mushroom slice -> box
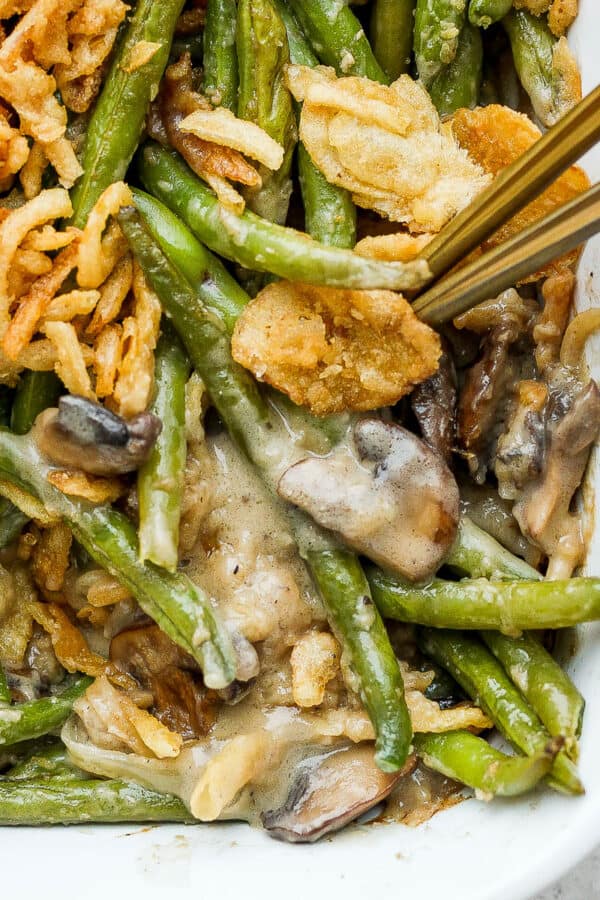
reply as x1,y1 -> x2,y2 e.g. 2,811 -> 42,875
262,744 -> 415,843
33,395 -> 161,476
278,418 -> 459,582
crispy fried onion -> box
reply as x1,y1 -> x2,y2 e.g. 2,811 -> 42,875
31,601 -> 136,689
54,0 -> 128,112
46,469 -> 124,503
156,53 -> 263,214
0,183 -> 158,416
514,0 -> 578,36
317,699 -> 492,740
0,103 -> 29,189
73,675 -> 183,759
232,280 -> 441,416
451,105 -> 589,282
30,521 -> 72,593
286,65 -> 490,232
290,631 -> 341,709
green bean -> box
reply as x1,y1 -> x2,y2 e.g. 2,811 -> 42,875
418,629 -> 583,794
414,730 -> 559,797
0,777 -> 194,825
0,665 -> 10,705
70,0 -> 185,227
237,0 -> 297,225
503,8 -> 573,127
428,21 -> 483,116
447,516 -> 542,581
137,323 -> 190,572
297,143 -> 357,249
371,0 -> 416,81
0,430 -> 237,690
119,206 -> 412,773
203,0 -> 238,110
468,0 -> 512,28
287,0 -> 388,82
5,741 -> 88,781
368,568 -> 600,632
272,1 -> 357,247
137,143 -> 429,291
481,631 -> 584,758
0,677 -> 91,748
414,0 -> 468,86
0,501 -> 28,550
10,371 -> 62,435
306,549 -> 412,772
0,386 -> 12,428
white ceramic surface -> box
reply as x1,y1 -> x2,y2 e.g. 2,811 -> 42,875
2,6 -> 600,899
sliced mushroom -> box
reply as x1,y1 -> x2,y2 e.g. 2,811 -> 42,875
278,418 -> 459,582
33,395 -> 161,476
110,625 -> 216,740
514,380 -> 600,577
262,744 -> 416,843
495,380 -> 548,501
410,344 -> 457,463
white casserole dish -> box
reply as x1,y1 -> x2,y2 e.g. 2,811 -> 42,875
2,4 -> 600,898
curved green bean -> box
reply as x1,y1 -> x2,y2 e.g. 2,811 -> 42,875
287,0 -> 388,82
371,0 -> 416,81
137,323 -> 190,572
447,516 -> 542,581
5,741 -> 88,781
119,205 -> 413,773
481,631 -> 584,758
10,371 -> 62,435
137,143 -> 429,291
70,0 -> 185,227
414,730 -> 559,797
203,0 -> 239,110
418,629 -> 583,794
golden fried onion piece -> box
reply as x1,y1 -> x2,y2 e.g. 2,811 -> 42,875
232,280 -> 441,416
450,105 -> 590,281
286,65 -> 490,233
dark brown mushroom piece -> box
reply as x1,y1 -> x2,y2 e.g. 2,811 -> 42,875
278,418 -> 460,582
458,478 -> 541,567
410,343 -> 457,463
110,625 -> 216,739
455,290 -> 537,482
494,379 -> 548,501
262,745 -> 416,843
514,380 -> 600,578
33,395 -> 161,476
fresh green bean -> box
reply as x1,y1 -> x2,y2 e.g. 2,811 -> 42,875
0,429 -> 237,690
10,371 -> 62,435
481,631 -> 584,757
272,1 -> 357,247
0,777 -> 194,825
137,143 -> 429,291
447,516 -> 542,581
203,0 -> 238,110
503,8 -> 573,127
428,21 -> 483,116
5,741 -> 88,781
287,0 -> 388,82
368,568 -> 600,632
414,0 -> 468,86
297,144 -> 357,248
306,549 -> 412,772
137,323 -> 190,572
237,0 -> 297,224
119,206 -> 412,773
0,666 -> 10,705
417,629 -> 583,794
0,677 -> 91,748
70,0 -> 185,227
371,0 -> 416,80
414,730 -> 559,797
468,0 -> 512,28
